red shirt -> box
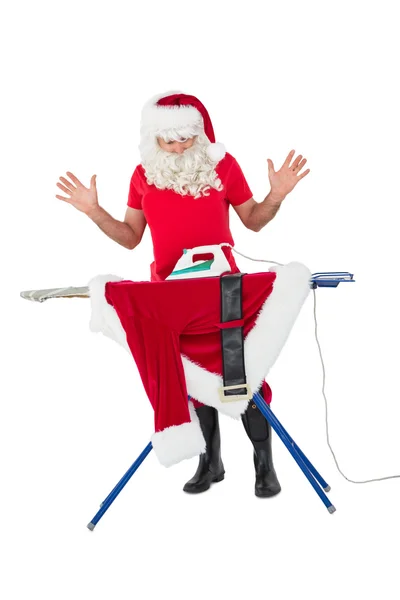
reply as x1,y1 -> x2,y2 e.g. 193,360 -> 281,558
127,152 -> 253,281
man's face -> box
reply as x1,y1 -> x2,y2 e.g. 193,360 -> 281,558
157,136 -> 195,155
143,132 -> 222,197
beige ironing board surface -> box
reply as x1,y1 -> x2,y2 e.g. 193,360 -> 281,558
20,286 -> 90,302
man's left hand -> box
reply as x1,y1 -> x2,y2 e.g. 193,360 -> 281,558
267,149 -> 310,202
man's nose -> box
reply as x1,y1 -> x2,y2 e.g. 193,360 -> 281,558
175,144 -> 185,154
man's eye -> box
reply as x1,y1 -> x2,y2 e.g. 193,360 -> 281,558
166,138 -> 187,144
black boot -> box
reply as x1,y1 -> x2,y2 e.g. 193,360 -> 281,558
241,401 -> 281,498
183,405 -> 225,494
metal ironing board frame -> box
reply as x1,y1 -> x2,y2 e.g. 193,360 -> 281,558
87,389 -> 335,531
20,271 -> 355,529
85,273 -> 355,530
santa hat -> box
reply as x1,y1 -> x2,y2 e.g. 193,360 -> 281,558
139,90 -> 226,163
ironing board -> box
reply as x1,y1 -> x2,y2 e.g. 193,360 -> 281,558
20,271 -> 355,529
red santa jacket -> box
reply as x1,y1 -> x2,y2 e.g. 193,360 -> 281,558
88,263 -> 311,467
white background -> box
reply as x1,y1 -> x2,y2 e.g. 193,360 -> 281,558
2,1 -> 399,598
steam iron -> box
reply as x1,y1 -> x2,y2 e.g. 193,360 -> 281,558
166,244 -> 232,280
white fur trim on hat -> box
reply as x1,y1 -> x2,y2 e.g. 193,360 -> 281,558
141,91 -> 203,136
139,91 -> 227,165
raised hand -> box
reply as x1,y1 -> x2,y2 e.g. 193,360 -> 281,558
55,172 -> 99,215
267,150 -> 310,201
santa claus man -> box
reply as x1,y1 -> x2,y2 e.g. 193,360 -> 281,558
55,91 -> 310,498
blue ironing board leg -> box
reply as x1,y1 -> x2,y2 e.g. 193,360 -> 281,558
99,443 -> 153,508
253,392 -> 336,514
251,394 -> 330,491
263,409 -> 330,491
87,442 -> 153,531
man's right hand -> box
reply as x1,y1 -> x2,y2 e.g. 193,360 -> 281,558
55,172 -> 99,216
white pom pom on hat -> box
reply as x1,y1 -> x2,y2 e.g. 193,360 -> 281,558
140,91 -> 226,163
206,141 -> 226,162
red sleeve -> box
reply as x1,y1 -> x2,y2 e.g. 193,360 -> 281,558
127,165 -> 144,209
225,155 -> 253,206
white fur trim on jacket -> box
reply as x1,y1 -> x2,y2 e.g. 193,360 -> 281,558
88,262 -> 311,421
181,262 -> 311,418
88,274 -> 130,351
151,402 -> 206,467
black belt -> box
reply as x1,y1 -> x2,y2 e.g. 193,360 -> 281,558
219,274 -> 252,402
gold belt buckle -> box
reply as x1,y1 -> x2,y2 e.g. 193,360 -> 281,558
219,383 -> 252,403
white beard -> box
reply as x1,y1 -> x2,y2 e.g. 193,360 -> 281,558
142,133 -> 224,199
